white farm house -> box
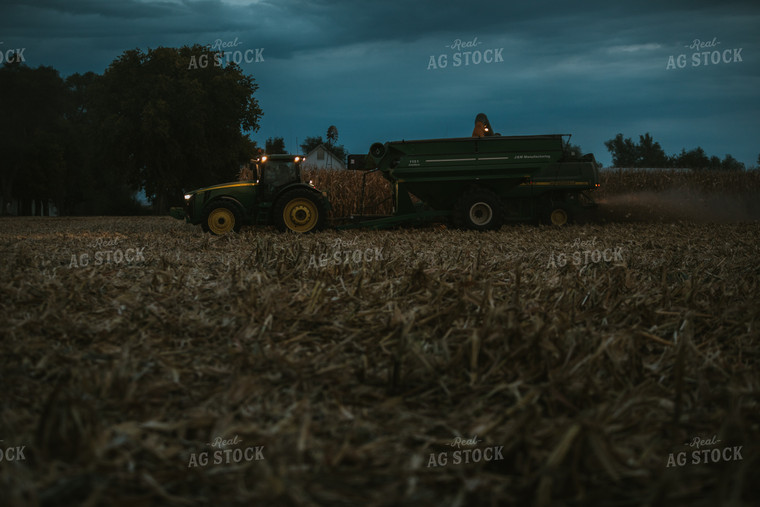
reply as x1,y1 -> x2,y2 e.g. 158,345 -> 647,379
303,144 -> 346,170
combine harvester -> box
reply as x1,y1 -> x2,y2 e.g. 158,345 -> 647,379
341,113 -> 600,230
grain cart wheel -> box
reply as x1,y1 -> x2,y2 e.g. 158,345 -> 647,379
201,200 -> 242,235
547,206 -> 571,226
455,189 -> 504,231
274,189 -> 326,233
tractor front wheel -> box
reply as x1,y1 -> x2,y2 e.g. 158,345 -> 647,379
201,200 -> 243,235
274,189 -> 326,233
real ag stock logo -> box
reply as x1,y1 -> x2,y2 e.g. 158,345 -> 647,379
188,37 -> 264,69
187,434 -> 265,468
426,435 -> 504,468
68,237 -> 146,268
427,37 -> 504,70
665,434 -> 743,468
307,237 -> 384,270
666,37 -> 743,70
546,237 -> 624,269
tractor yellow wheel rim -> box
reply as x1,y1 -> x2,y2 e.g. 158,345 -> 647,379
550,208 -> 568,226
208,208 -> 235,234
283,198 -> 318,232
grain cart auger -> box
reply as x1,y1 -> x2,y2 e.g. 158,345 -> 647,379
169,154 -> 330,234
339,119 -> 599,230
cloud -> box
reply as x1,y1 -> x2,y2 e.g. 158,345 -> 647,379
607,43 -> 663,53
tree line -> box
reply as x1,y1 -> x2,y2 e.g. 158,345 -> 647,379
604,133 -> 754,171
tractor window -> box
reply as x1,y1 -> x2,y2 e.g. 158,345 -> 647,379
260,162 -> 298,187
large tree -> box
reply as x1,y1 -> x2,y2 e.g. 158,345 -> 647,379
604,132 -> 668,168
300,136 -> 324,155
604,133 -> 638,167
59,71 -> 146,215
719,154 -> 744,171
0,58 -> 68,215
562,138 -> 583,157
265,137 -> 286,154
670,147 -> 710,170
636,133 -> 669,167
96,45 -> 262,212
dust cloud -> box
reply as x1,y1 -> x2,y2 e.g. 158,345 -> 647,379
592,189 -> 760,223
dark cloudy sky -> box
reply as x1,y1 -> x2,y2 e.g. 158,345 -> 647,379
2,0 -> 758,167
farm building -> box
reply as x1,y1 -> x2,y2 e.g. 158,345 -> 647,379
303,144 -> 346,170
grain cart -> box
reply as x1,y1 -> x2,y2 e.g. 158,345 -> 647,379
342,130 -> 599,230
169,154 -> 330,234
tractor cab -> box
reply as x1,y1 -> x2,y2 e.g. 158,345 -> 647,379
255,155 -> 304,190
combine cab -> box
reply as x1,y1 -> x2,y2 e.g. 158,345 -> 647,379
170,154 -> 330,234
342,115 -> 600,230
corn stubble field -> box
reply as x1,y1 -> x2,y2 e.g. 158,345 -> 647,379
1,170 -> 759,506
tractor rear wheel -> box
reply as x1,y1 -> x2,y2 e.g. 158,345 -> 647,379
454,189 -> 504,231
274,189 -> 326,233
201,200 -> 242,235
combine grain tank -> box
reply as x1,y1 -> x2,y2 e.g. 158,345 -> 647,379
343,128 -> 599,230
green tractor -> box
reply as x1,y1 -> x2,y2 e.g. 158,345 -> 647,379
170,154 -> 330,234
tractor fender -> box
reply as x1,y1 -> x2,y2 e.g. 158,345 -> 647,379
204,195 -> 244,208
274,183 -> 331,211
275,182 -> 323,197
